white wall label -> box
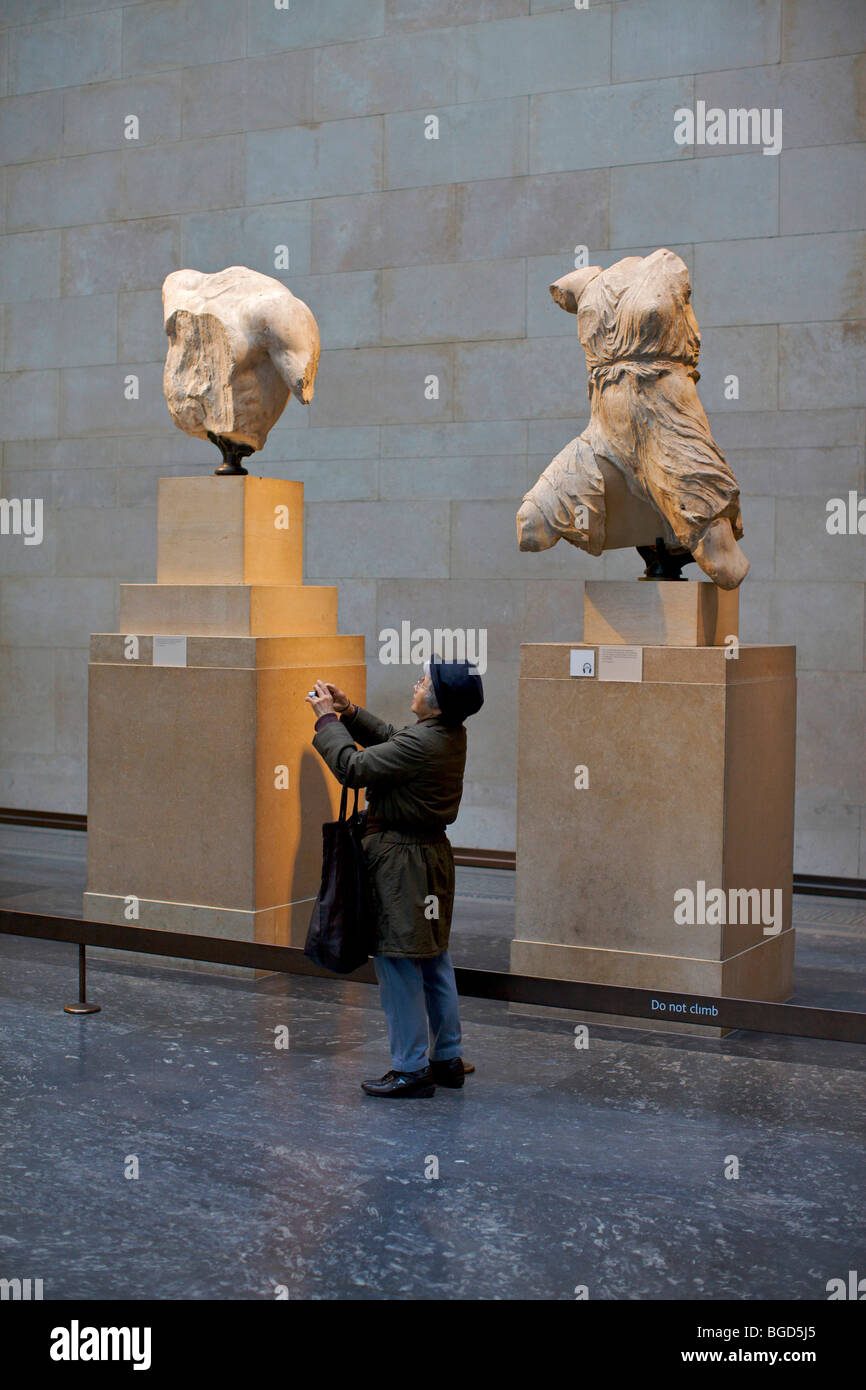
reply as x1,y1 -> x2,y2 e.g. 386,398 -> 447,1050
153,635 -> 187,667
569,648 -> 596,677
598,645 -> 642,682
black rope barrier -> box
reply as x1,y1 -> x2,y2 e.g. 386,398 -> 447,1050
1,907 -> 865,1045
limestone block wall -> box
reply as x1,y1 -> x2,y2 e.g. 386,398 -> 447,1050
0,0 -> 863,869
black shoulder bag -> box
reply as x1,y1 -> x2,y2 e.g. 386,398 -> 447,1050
304,784 -> 373,974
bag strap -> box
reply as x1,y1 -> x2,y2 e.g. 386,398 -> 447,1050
338,784 -> 361,822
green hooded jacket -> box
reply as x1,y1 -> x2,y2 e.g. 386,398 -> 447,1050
312,705 -> 466,957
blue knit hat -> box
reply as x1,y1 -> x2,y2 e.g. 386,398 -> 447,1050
425,656 -> 484,724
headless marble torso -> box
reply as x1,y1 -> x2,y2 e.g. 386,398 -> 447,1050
162,266 -> 321,456
517,249 -> 749,589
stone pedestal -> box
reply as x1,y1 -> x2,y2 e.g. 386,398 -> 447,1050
84,476 -> 365,954
584,579 -> 739,647
511,626 -> 796,1036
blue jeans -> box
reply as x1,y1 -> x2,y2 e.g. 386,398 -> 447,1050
372,951 -> 462,1074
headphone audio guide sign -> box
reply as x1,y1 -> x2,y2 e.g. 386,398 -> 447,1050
570,648 -> 596,677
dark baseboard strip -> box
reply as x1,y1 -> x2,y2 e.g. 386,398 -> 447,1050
3,811 -> 864,900
453,846 -> 866,899
793,874 -> 866,900
1,907 -> 864,1045
0,808 -> 87,831
454,847 -> 516,870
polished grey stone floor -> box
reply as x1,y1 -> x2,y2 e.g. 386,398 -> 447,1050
0,825 -> 864,1300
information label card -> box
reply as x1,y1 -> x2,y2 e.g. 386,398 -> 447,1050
597,645 -> 643,683
152,635 -> 188,667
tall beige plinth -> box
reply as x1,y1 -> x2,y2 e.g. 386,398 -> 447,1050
511,625 -> 796,1036
84,476 -> 365,953
584,579 -> 739,647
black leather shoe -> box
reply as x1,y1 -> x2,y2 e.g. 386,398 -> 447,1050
361,1067 -> 435,1098
431,1058 -> 471,1088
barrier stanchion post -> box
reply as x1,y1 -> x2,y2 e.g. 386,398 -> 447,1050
64,943 -> 101,1015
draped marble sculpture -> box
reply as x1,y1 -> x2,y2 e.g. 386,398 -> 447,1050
162,266 -> 321,475
517,249 -> 749,589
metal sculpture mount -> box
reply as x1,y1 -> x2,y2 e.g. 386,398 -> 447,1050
517,249 -> 749,590
637,538 -> 695,581
162,266 -> 321,476
205,432 -> 255,477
